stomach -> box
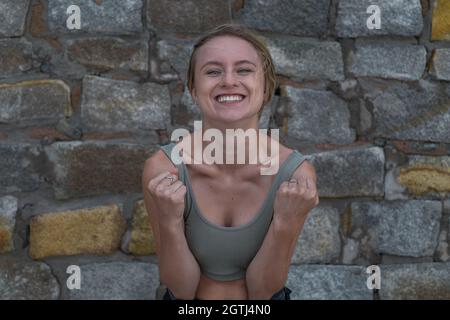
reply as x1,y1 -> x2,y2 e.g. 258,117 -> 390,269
195,273 -> 248,300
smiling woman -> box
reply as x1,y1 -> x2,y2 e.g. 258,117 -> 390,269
142,24 -> 319,300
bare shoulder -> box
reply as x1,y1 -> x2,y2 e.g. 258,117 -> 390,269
142,147 -> 177,185
282,144 -> 317,184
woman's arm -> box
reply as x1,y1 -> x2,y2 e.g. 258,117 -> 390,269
245,160 -> 319,299
142,151 -> 201,300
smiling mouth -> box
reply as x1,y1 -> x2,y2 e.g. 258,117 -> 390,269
214,94 -> 246,105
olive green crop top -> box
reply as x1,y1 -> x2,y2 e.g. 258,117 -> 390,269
159,142 -> 307,281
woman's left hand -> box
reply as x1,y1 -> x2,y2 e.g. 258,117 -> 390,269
273,175 -> 319,229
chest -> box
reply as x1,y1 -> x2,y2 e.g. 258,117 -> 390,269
187,170 -> 275,228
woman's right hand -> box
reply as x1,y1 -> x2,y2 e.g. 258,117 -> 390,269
146,168 -> 187,227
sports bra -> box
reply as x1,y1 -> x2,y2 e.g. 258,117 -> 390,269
158,142 -> 307,281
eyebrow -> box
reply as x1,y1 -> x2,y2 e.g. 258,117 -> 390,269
200,60 -> 257,70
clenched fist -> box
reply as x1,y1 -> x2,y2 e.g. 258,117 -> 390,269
147,168 -> 187,227
273,175 -> 319,228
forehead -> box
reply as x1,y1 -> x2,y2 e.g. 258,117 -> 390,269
195,35 -> 261,66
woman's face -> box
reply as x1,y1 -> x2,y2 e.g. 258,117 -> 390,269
191,35 -> 266,124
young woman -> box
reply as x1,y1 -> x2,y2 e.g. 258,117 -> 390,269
142,24 -> 319,300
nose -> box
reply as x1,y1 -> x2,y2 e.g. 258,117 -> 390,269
220,70 -> 239,87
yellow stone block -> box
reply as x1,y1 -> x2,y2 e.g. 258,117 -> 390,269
432,0 -> 450,41
0,227 -> 13,253
398,158 -> 450,195
29,204 -> 126,259
128,200 -> 156,256
0,79 -> 72,117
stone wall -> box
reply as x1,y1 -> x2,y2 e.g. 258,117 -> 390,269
0,0 -> 449,300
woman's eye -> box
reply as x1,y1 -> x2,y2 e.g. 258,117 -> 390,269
206,70 -> 221,75
238,69 -> 252,74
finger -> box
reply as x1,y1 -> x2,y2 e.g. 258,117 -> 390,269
278,181 -> 291,193
166,180 -> 184,193
161,174 -> 178,188
172,184 -> 187,200
148,171 -> 172,189
287,179 -> 299,191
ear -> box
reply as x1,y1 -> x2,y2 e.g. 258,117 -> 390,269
191,87 -> 198,101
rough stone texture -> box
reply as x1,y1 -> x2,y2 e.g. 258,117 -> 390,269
430,49 -> 450,81
157,38 -> 194,83
436,230 -> 449,262
0,196 -> 18,253
47,0 -> 143,35
396,155 -> 450,197
67,262 -> 159,300
0,260 -> 59,299
285,86 -> 354,144
380,263 -> 450,299
342,238 -> 359,264
0,80 -> 72,125
348,42 -> 427,80
45,141 -> 155,200
81,76 -> 170,131
67,38 -> 148,72
128,200 -> 156,256
287,265 -> 372,300
431,0 -> 450,41
351,201 -> 441,257
336,0 -> 423,37
235,0 -> 330,37
29,204 -> 126,259
266,37 -> 344,81
0,143 -> 42,193
0,0 -> 29,37
361,80 -> 450,143
0,38 -> 32,77
308,147 -> 385,198
292,206 -> 341,264
147,0 -> 230,33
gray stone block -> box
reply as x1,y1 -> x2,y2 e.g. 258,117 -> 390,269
0,143 -> 42,193
266,37 -> 344,81
0,79 -> 72,125
48,0 -> 143,34
157,39 -> 194,83
362,80 -> 450,143
235,0 -> 330,37
45,141 -> 156,200
81,76 -> 171,131
380,263 -> 450,299
309,146 -> 385,198
292,206 -> 341,264
147,0 -> 230,33
66,37 -> 148,72
0,260 -> 60,299
0,0 -> 29,37
287,265 -> 372,299
351,200 -> 442,257
348,42 -> 426,80
285,86 -> 355,144
67,262 -> 159,300
0,38 -> 32,77
336,0 -> 423,37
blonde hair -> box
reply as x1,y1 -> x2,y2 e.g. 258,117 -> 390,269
186,24 -> 277,119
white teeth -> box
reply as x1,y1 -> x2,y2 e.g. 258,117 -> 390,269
217,95 -> 244,103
